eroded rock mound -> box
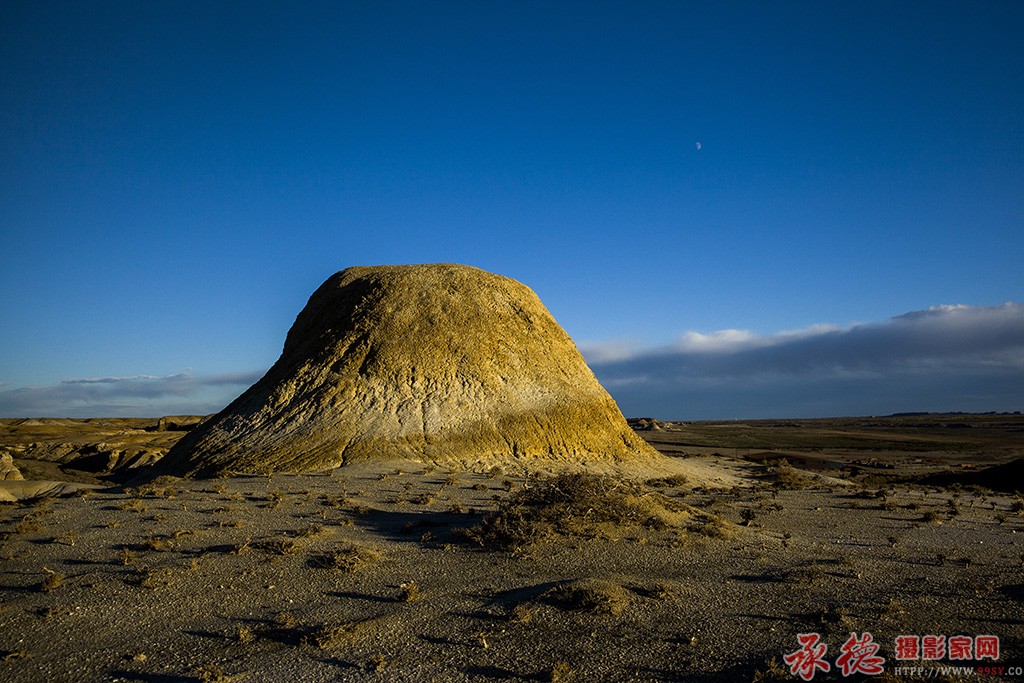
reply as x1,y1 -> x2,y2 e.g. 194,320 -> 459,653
1,452 -> 24,480
162,264 -> 660,475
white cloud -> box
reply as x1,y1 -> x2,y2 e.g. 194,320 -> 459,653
577,339 -> 640,363
675,329 -> 761,353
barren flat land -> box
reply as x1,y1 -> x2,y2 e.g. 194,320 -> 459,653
1,414 -> 1023,682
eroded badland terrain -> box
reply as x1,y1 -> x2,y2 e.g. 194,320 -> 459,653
1,414 -> 1023,682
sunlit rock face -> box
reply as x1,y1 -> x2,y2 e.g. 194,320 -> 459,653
161,264 -> 658,476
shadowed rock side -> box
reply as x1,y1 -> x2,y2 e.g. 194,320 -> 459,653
161,264 -> 660,476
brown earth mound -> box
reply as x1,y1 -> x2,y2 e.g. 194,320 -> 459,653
160,264 -> 660,476
920,456 -> 1024,493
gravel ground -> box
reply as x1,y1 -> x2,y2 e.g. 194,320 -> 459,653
1,458 -> 1022,682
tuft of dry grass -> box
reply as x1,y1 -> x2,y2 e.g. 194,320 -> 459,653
462,472 -> 692,551
542,578 -> 631,616
294,524 -> 327,539
407,493 -> 434,505
134,566 -> 174,590
52,532 -> 77,547
922,511 -> 944,524
193,663 -> 239,683
258,537 -> 301,556
37,567 -> 63,593
132,477 -> 180,499
142,535 -> 175,551
694,515 -> 736,540
265,491 -> 284,509
769,461 -> 816,489
13,513 -> 47,535
398,580 -> 421,603
229,538 -> 252,555
235,625 -> 255,644
274,611 -> 297,629
366,653 -> 388,672
309,544 -> 382,572
646,474 -> 689,488
508,603 -> 535,623
302,621 -> 365,649
547,660 -> 575,682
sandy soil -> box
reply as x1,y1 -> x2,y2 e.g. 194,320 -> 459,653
1,418 -> 1023,682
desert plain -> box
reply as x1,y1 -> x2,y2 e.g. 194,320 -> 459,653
1,413 -> 1022,682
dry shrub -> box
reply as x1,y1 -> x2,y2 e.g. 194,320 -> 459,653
235,625 -> 255,644
366,653 -> 388,671
258,537 -> 301,555
398,580 -> 421,602
646,474 -> 689,488
13,513 -> 47,535
37,567 -> 63,593
132,476 -> 181,498
295,524 -> 327,539
309,544 -> 382,572
274,611 -> 297,629
142,535 -> 175,551
193,663 -> 237,683
302,620 -> 365,649
508,603 -> 534,623
462,472 -> 691,551
547,661 -> 575,682
543,578 -> 632,616
695,515 -> 736,540
229,538 -> 251,555
769,460 -> 816,489
118,499 -> 147,512
1010,496 -> 1024,514
132,566 -> 173,590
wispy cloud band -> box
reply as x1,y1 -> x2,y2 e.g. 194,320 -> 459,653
584,302 -> 1024,418
0,371 -> 263,418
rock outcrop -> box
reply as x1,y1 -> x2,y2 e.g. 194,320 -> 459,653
161,264 -> 660,475
1,452 -> 24,480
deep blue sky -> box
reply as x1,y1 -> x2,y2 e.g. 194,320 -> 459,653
2,1 -> 1022,418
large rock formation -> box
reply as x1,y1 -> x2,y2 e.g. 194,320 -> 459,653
162,264 -> 660,475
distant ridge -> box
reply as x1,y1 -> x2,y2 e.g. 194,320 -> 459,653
889,411 -> 1021,417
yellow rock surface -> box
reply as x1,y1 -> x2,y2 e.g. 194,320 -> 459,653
162,264 -> 660,475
